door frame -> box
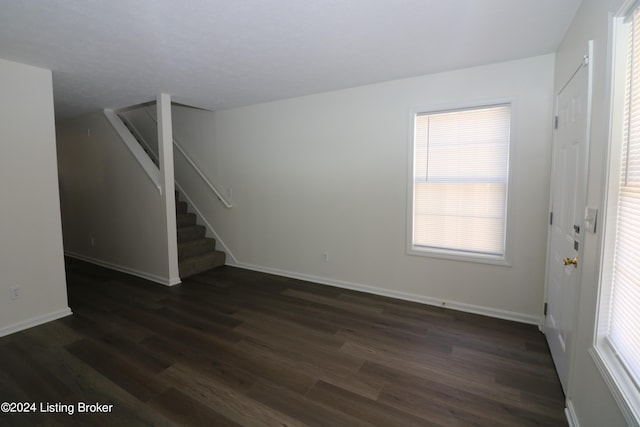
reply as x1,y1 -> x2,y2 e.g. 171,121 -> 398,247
542,40 -> 594,398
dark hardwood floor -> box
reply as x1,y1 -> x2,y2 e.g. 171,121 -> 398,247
0,259 -> 567,426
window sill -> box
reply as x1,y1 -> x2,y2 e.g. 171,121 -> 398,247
590,344 -> 640,426
408,245 -> 511,267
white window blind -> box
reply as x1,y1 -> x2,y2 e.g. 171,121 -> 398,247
412,104 -> 511,257
607,4 -> 640,389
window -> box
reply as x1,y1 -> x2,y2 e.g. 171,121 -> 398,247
409,103 -> 512,264
594,3 -> 640,424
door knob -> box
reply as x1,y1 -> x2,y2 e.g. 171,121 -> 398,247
563,256 -> 578,267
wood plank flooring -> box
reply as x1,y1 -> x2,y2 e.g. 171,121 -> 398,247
0,259 -> 567,426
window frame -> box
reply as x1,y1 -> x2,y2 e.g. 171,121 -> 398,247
592,3 -> 640,425
406,99 -> 516,266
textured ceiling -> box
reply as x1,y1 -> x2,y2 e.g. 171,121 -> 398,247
0,0 -> 582,119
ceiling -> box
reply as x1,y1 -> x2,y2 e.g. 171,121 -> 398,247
0,0 -> 582,119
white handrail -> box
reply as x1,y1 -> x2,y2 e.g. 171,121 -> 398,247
173,140 -> 232,208
104,109 -> 162,193
144,108 -> 232,208
118,113 -> 159,165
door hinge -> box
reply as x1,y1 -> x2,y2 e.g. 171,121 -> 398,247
544,302 -> 548,316
554,116 -> 559,129
549,212 -> 553,225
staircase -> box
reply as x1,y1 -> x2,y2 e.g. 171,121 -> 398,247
118,113 -> 227,278
176,193 -> 226,278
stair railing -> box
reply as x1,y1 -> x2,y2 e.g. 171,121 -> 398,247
103,109 -> 162,193
118,113 -> 159,166
144,108 -> 232,209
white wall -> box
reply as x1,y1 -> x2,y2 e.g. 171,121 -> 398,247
554,0 -> 630,425
56,111 -> 174,285
171,54 -> 555,322
0,58 -> 71,336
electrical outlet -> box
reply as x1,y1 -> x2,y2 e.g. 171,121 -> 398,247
322,252 -> 329,262
9,287 -> 20,300
90,236 -> 95,247
225,188 -> 232,199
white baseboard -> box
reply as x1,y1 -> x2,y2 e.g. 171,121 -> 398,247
66,251 -> 537,324
170,187 -> 537,324
565,399 -> 580,427
235,262 -> 540,325
65,251 -> 181,286
0,307 -> 73,337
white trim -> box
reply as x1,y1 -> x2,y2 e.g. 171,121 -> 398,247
174,181 -> 239,265
407,246 -> 511,266
156,94 -> 181,286
542,41 -> 594,397
116,105 -> 237,269
118,113 -> 159,164
594,4 -> 629,345
65,251 -> 181,286
173,138 -> 232,208
406,98 -> 517,267
144,107 -> 232,208
569,40 -> 595,399
565,399 -> 581,427
592,8 -> 640,426
0,307 -> 73,338
622,0 -> 640,19
103,109 -> 162,193
591,346 -> 640,426
234,262 -> 539,325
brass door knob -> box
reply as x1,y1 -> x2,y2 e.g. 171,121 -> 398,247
563,256 -> 578,267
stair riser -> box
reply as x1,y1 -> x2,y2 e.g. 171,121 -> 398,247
176,201 -> 188,214
177,226 -> 205,242
179,251 -> 226,278
176,213 -> 197,227
178,239 -> 216,260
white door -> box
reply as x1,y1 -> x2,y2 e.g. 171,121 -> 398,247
544,46 -> 592,395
